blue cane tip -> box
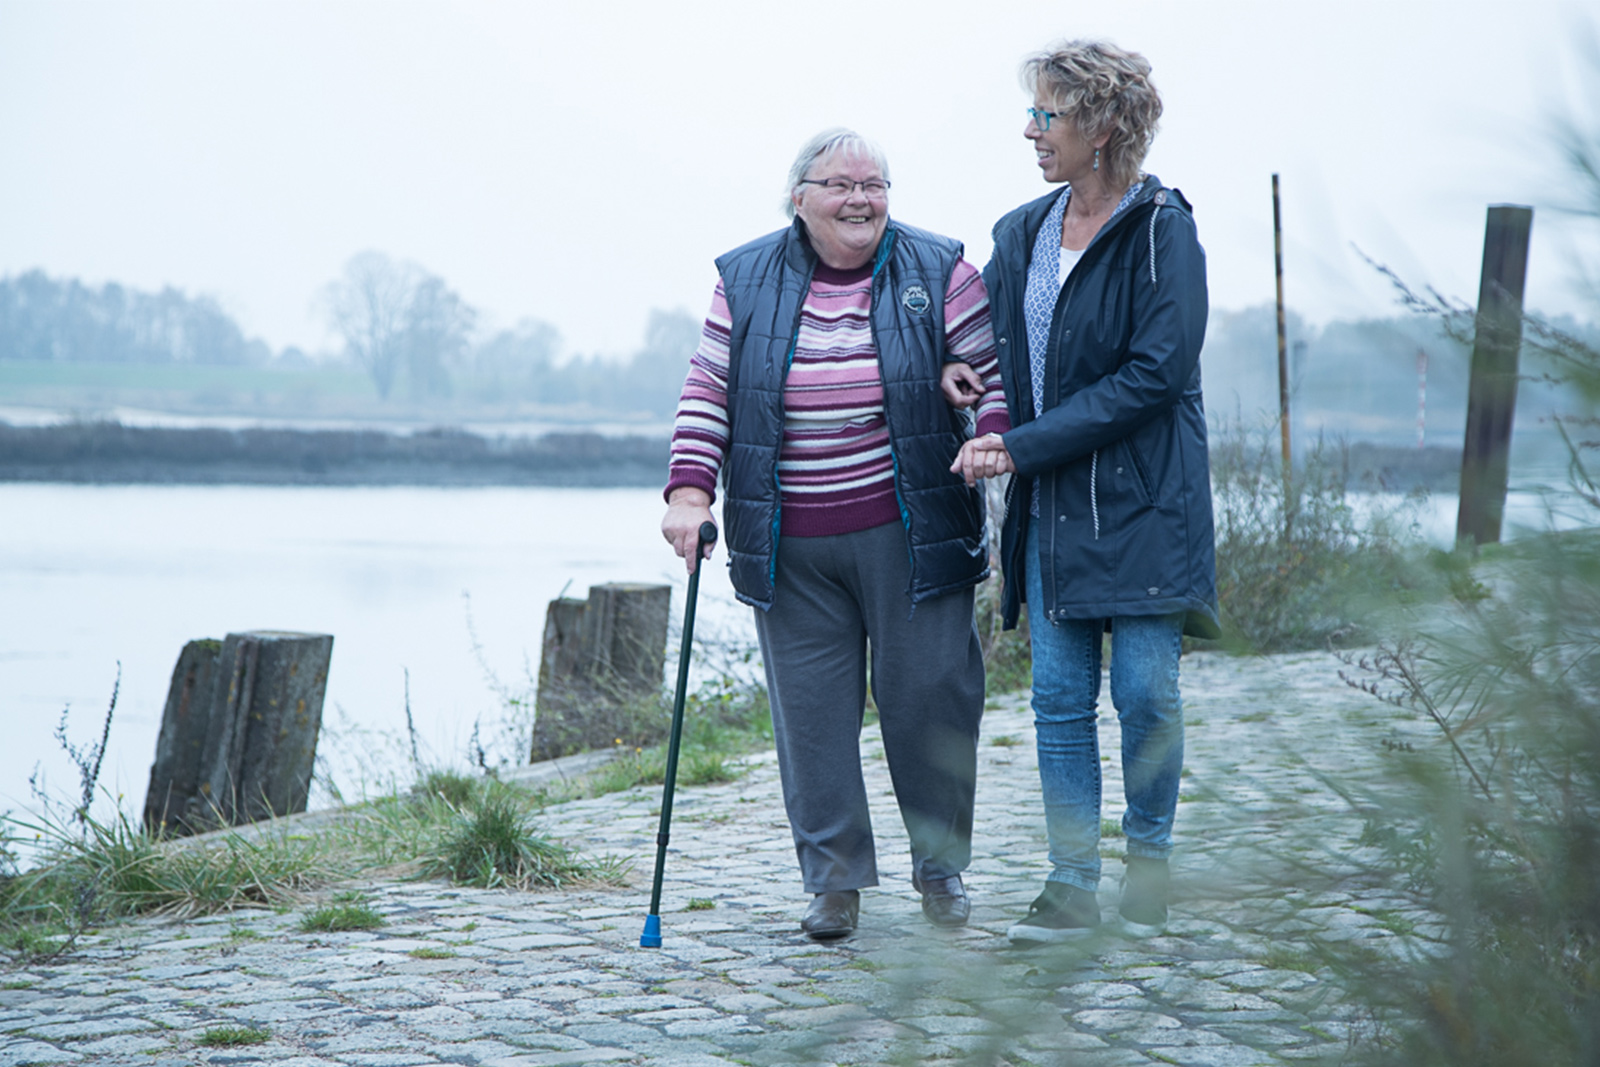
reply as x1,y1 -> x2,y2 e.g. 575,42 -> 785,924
640,914 -> 662,948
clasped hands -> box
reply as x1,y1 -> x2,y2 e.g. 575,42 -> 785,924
940,361 -> 1014,487
950,433 -> 1013,487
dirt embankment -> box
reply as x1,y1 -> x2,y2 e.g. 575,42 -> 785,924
0,421 -> 669,487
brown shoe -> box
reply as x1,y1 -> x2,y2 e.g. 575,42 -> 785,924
801,891 -> 860,940
912,872 -> 971,928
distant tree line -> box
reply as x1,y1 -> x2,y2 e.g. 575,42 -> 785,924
10,260 -> 1596,436
319,251 -> 701,414
0,259 -> 704,418
0,270 -> 271,366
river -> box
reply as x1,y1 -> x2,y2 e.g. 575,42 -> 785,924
1,480 -> 1585,838
0,484 -> 752,830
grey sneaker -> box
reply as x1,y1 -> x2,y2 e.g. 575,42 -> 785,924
1118,856 -> 1169,936
1006,882 -> 1101,943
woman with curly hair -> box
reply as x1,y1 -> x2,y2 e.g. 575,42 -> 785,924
949,40 -> 1219,942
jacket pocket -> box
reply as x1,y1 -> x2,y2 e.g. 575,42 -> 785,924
1122,439 -> 1157,508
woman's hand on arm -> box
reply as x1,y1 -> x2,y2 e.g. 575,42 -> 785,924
940,361 -> 985,409
662,488 -> 716,575
950,433 -> 1015,487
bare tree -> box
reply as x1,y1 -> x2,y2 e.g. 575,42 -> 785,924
402,276 -> 476,400
321,251 -> 419,399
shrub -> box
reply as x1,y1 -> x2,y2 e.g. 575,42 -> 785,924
1209,425 -> 1419,652
1333,527 -> 1600,1064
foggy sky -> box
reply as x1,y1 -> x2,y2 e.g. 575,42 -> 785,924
1,0 -> 1596,362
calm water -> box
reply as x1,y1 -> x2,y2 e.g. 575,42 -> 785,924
0,484 -> 750,826
1,480 -> 1585,832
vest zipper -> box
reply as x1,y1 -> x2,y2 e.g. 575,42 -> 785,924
769,265 -> 814,595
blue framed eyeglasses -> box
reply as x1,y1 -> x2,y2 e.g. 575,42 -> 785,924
1027,107 -> 1069,132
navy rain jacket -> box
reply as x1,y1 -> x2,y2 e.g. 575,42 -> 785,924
984,175 -> 1220,638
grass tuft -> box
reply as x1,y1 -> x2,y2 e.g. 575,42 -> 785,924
420,792 -> 623,891
197,1026 -> 271,1047
297,894 -> 386,933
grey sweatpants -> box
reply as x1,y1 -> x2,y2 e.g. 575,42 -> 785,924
753,521 -> 986,894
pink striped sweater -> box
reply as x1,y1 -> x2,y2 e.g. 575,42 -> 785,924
666,258 -> 1010,538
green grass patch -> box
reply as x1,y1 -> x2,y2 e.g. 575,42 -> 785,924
298,895 -> 386,933
419,792 -> 624,891
685,898 -> 716,911
196,1026 -> 271,1047
408,946 -> 457,959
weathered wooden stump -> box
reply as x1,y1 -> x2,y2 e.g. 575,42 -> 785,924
143,630 -> 333,836
533,583 -> 671,761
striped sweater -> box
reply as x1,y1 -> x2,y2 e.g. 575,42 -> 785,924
666,258 -> 1010,537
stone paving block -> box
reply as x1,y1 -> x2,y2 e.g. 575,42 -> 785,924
1203,1022 -> 1321,1050
478,935 -> 591,951
1071,1007 -> 1185,1035
21,1018 -> 160,1041
1144,1045 -> 1286,1066
559,1021 -> 668,1046
68,1032 -> 173,1057
479,1048 -> 634,1066
0,1042 -> 83,1065
570,994 -> 699,1014
708,992 -> 782,1013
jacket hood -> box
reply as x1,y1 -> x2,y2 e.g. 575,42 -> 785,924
991,174 -> 1190,266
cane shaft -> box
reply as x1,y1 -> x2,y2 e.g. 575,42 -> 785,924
645,523 -> 714,920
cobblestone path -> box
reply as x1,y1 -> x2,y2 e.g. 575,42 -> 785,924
1,651 -> 1432,1066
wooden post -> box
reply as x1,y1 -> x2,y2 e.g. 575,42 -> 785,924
1273,174 -> 1291,479
533,583 -> 671,761
143,630 -> 333,835
1457,204 -> 1534,547
143,639 -> 224,833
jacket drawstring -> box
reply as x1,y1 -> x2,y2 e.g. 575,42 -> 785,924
1089,449 -> 1101,540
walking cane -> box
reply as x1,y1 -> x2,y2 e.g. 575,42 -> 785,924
640,520 -> 718,948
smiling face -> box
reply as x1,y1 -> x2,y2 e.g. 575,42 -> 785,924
1025,94 -> 1107,186
791,148 -> 889,271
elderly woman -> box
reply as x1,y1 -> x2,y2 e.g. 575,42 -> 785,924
663,128 -> 1008,940
950,41 -> 1218,942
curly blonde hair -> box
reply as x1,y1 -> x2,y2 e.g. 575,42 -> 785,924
1022,40 -> 1162,191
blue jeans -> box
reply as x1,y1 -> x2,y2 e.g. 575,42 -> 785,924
1025,523 -> 1185,891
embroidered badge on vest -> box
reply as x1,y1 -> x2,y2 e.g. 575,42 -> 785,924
900,284 -> 931,314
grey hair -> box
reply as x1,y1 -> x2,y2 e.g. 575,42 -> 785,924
783,128 -> 891,219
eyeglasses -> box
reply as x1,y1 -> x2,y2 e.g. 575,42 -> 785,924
798,177 -> 891,199
1027,107 -> 1069,132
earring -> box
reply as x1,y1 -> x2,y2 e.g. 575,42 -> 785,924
1093,147 -> 1100,172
